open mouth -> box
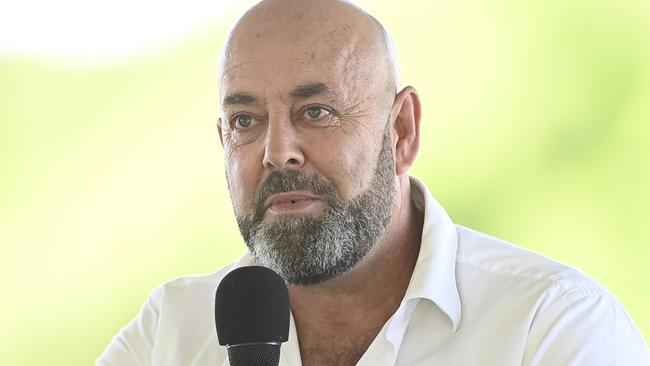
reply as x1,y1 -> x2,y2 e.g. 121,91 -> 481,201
264,192 -> 324,215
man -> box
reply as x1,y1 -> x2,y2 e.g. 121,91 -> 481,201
98,0 -> 648,365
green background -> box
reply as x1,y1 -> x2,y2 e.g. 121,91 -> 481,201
1,0 -> 648,364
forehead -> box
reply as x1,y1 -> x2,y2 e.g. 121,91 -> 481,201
224,35 -> 359,96
220,8 -> 381,101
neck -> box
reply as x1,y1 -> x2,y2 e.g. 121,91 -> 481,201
287,175 -> 423,343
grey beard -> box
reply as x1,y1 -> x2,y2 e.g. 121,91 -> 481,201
235,127 -> 395,285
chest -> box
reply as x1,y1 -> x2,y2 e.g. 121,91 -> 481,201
296,325 -> 380,366
299,336 -> 375,366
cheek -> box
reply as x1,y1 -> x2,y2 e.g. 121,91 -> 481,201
225,148 -> 261,215
316,134 -> 375,199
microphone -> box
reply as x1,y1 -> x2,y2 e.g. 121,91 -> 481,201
215,266 -> 290,366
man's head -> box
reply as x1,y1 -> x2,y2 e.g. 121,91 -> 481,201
218,0 -> 421,285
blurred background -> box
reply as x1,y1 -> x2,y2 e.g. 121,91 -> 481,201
1,0 -> 648,364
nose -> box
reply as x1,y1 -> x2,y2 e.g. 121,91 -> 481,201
262,113 -> 305,170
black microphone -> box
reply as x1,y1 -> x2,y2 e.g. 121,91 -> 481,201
215,266 -> 290,366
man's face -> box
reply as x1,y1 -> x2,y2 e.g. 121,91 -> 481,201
219,9 -> 397,284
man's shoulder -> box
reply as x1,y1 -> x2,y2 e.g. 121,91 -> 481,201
446,228 -> 648,364
454,225 -> 607,298
164,265 -> 234,288
150,262 -> 239,303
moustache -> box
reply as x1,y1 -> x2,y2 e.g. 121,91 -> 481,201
250,171 -> 339,220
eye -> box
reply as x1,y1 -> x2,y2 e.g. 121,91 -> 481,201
304,106 -> 331,120
232,114 -> 254,129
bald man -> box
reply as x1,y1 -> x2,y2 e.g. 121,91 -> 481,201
98,1 -> 648,365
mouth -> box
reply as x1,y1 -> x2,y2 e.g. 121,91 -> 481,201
263,191 -> 325,216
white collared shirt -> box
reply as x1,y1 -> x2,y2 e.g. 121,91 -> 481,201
98,177 -> 649,365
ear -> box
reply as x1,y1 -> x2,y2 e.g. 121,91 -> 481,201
390,86 -> 421,175
217,118 -> 225,147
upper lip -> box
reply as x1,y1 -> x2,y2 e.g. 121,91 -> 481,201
264,191 -> 320,210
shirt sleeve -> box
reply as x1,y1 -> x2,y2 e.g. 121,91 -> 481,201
96,286 -> 163,366
523,289 -> 649,365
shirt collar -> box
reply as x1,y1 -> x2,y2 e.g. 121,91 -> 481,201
404,176 -> 462,332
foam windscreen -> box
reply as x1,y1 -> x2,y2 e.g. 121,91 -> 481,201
215,266 -> 290,346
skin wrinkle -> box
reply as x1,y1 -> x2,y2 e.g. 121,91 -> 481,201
222,86 -> 375,152
225,72 -> 377,125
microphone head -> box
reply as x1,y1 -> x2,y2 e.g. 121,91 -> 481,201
215,266 -> 290,346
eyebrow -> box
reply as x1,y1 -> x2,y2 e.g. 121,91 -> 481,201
222,83 -> 331,107
290,83 -> 330,99
223,92 -> 257,107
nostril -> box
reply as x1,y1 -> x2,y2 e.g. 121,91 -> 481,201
285,157 -> 300,166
